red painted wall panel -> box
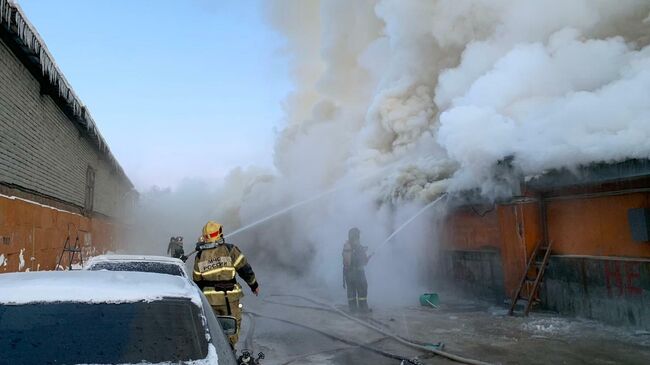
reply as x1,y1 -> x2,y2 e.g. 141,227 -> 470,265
0,195 -> 124,272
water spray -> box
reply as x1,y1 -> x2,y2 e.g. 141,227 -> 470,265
181,187 -> 342,261
224,187 -> 340,239
182,163 -> 437,261
368,193 -> 448,259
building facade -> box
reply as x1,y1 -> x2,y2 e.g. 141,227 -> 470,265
0,1 -> 135,272
439,160 -> 650,329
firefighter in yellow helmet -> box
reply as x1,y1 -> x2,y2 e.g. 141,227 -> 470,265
192,221 -> 259,348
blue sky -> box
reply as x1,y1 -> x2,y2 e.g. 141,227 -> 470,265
18,0 -> 291,190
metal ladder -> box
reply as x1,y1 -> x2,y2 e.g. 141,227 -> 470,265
56,235 -> 84,270
508,240 -> 553,316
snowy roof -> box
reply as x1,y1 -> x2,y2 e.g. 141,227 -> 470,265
525,158 -> 650,191
0,271 -> 201,305
0,0 -> 132,188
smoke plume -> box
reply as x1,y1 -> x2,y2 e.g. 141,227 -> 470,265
134,0 -> 650,303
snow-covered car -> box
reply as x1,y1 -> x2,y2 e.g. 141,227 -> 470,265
0,271 -> 237,365
85,254 -> 189,279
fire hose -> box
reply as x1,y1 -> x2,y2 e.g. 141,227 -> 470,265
278,337 -> 388,365
264,294 -> 493,365
261,297 -> 434,347
246,310 -> 426,365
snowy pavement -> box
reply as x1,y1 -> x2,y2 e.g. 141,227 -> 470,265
238,289 -> 650,365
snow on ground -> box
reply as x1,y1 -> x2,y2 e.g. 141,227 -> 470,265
0,270 -> 201,305
240,285 -> 650,364
522,317 -> 572,335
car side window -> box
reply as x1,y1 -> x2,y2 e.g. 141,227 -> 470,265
200,292 -> 238,365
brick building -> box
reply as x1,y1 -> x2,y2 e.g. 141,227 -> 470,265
0,1 -> 135,271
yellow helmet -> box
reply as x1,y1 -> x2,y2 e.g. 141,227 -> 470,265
202,221 -> 224,243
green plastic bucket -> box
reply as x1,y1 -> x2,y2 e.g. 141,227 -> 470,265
419,293 -> 439,307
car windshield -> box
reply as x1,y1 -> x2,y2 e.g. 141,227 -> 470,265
0,298 -> 208,364
88,261 -> 185,277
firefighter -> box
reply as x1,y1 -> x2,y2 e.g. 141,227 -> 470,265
342,227 -> 370,313
192,221 -> 259,348
167,236 -> 184,259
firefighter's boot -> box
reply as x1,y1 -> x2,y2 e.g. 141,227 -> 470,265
348,297 -> 358,312
358,297 -> 369,312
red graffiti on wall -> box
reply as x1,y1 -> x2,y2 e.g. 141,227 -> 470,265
604,261 -> 642,297
625,262 -> 642,296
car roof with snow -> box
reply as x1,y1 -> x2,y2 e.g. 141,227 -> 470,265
85,254 -> 189,278
86,254 -> 185,265
0,270 -> 201,305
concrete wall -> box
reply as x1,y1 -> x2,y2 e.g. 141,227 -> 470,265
543,257 -> 649,328
439,249 -> 506,304
0,36 -> 131,218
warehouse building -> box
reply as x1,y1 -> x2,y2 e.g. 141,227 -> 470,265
0,1 -> 135,271
439,159 -> 650,329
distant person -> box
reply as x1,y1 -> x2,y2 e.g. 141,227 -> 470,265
192,221 -> 259,348
342,227 -> 370,313
167,236 -> 184,259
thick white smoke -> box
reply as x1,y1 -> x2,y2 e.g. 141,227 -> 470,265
135,0 -> 650,303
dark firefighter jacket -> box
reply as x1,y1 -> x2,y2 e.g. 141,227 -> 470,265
193,242 -> 258,292
343,240 -> 368,273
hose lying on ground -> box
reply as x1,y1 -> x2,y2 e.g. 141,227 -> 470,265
279,336 -> 389,365
247,310 -> 425,365
267,294 -> 493,365
262,297 -> 436,348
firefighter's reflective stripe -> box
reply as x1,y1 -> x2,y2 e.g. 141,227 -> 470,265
203,284 -> 243,306
202,268 -> 236,281
358,297 -> 367,301
233,254 -> 245,269
203,285 -> 243,296
202,266 -> 236,276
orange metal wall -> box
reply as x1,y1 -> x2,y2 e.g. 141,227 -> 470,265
497,202 -> 542,296
442,207 -> 502,251
546,193 -> 650,258
0,195 -> 123,272
442,193 -> 650,298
